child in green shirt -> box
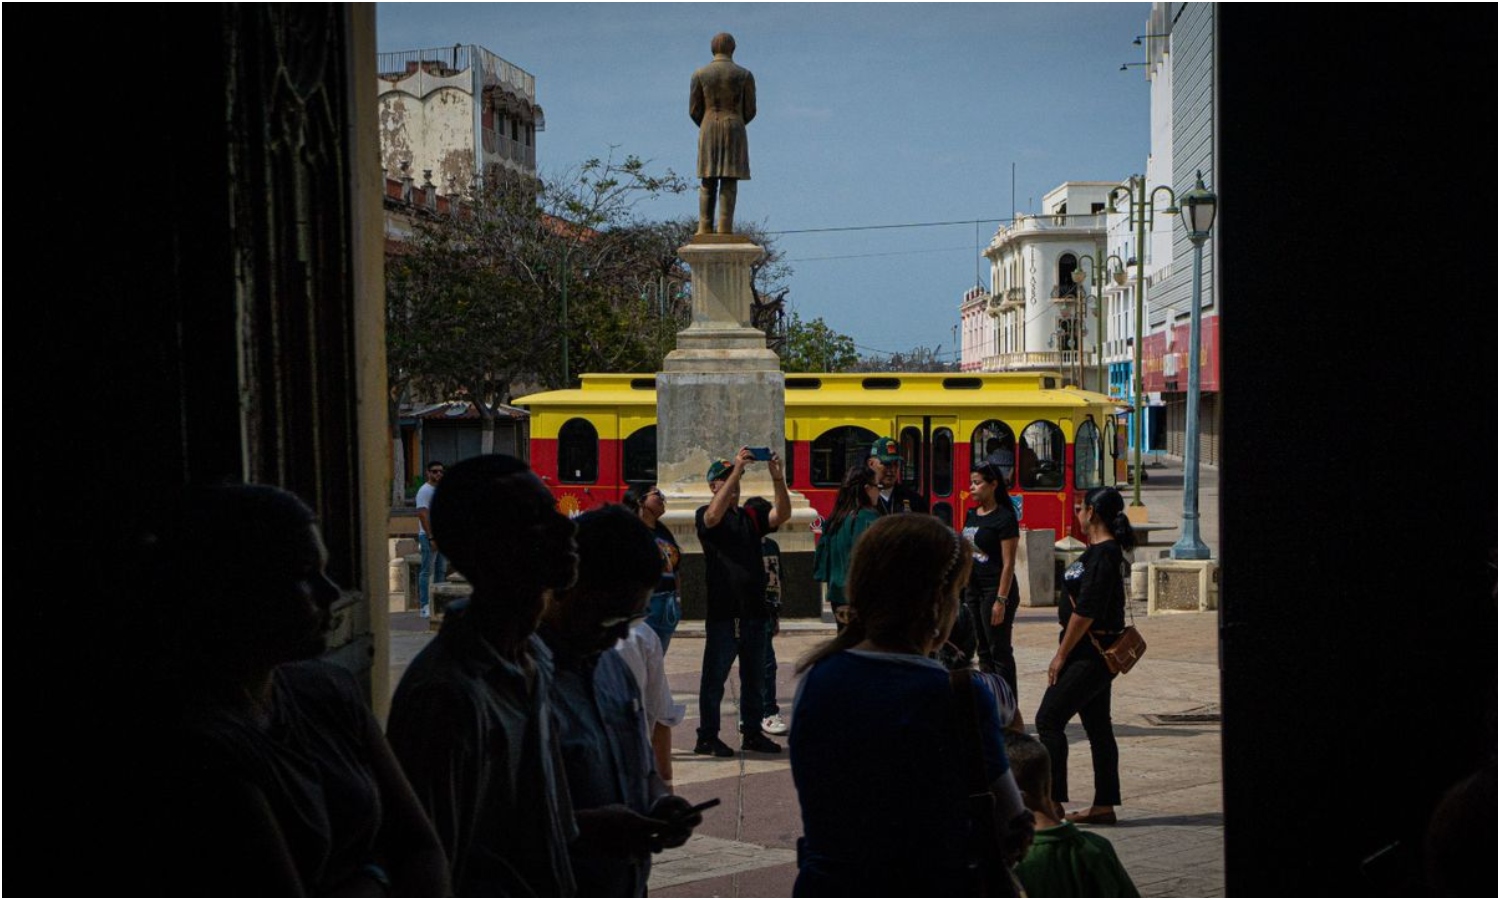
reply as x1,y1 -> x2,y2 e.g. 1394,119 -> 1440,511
1004,731 -> 1140,898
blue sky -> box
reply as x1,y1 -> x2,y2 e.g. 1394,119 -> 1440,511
378,2 -> 1152,360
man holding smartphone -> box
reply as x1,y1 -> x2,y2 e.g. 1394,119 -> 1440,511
694,446 -> 792,756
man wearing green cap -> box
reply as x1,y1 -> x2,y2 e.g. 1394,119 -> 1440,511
694,447 -> 791,756
867,436 -> 929,515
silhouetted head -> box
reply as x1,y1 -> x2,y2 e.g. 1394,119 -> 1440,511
432,454 -> 578,615
546,505 -> 661,656
711,32 -> 736,57
155,484 -> 341,673
848,515 -> 971,652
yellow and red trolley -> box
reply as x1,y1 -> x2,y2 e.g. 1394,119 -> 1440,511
516,371 -> 1125,541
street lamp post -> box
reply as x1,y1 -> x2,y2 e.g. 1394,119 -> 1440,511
1108,176 -> 1178,507
1073,252 -> 1129,395
1170,172 -> 1216,560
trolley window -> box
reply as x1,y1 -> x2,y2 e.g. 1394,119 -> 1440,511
622,425 -> 656,486
899,427 -> 923,492
1018,420 -> 1065,490
1074,418 -> 1104,490
932,428 -> 954,497
558,418 -> 599,484
810,425 -> 877,487
971,419 -> 1017,488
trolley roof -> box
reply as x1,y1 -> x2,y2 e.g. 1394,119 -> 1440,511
514,372 -> 1124,411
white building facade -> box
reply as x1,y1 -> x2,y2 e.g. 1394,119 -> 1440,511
1137,3 -> 1219,465
980,182 -> 1118,392
958,285 -> 993,372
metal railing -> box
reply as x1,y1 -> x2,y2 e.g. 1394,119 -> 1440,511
981,350 -> 1096,372
377,45 -> 536,100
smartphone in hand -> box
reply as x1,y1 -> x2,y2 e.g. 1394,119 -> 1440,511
748,447 -> 772,461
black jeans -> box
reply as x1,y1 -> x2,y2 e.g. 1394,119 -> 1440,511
698,617 -> 768,740
1034,651 -> 1120,806
964,585 -> 1020,708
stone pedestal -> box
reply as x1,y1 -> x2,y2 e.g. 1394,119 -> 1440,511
666,236 -> 780,369
1147,558 -> 1219,614
1017,528 -> 1057,607
657,235 -> 820,616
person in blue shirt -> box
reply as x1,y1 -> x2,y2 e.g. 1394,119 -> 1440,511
791,513 -> 1033,896
540,505 -> 703,896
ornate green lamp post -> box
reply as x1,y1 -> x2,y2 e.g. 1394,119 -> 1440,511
1170,172 -> 1217,560
1107,177 -> 1178,507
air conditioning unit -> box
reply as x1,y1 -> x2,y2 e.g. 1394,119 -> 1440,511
1147,560 -> 1218,614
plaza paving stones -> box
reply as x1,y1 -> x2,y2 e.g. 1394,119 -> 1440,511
388,458 -> 1223,897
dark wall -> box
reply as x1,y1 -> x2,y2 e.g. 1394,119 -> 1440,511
13,6 -> 374,895
1218,7 -> 1496,896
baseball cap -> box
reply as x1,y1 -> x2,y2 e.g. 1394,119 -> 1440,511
707,458 -> 734,483
869,436 -> 902,463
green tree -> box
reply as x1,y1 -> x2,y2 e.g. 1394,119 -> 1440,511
853,344 -> 956,372
385,149 -> 687,460
780,313 -> 858,373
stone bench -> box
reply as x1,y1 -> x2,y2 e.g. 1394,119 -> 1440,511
430,581 -> 473,631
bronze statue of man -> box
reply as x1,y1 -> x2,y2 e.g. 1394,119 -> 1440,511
689,32 -> 756,235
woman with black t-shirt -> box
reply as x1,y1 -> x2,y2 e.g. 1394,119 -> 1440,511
1035,486 -> 1137,826
961,463 -> 1022,724
625,483 -> 683,651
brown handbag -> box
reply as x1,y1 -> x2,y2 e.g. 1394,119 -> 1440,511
1091,625 -> 1146,675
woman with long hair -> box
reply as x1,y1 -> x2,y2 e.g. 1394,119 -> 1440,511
1034,486 -> 1138,826
624,483 -> 682,650
963,462 -> 1022,725
811,465 -> 880,630
791,515 -> 1033,896
151,484 -> 449,896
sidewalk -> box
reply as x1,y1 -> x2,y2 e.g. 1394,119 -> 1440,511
387,458 -> 1223,896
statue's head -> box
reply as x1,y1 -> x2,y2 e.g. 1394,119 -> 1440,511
711,32 -> 736,57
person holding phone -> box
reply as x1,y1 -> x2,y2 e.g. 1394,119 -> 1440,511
541,506 -> 704,896
694,446 -> 791,757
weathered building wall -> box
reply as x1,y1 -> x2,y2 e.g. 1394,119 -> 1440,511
378,70 -> 476,190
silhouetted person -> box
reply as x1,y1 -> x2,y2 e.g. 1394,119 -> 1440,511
152,484 -> 449,896
540,505 -> 703,896
386,454 -> 582,895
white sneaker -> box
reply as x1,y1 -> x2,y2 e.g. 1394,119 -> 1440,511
761,713 -> 788,735
419,605 -> 431,619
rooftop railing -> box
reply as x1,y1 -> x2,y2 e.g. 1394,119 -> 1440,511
377,45 -> 535,99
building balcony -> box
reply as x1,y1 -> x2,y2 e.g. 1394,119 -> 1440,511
480,131 -> 537,170
981,350 -> 1096,372
986,212 -> 1108,254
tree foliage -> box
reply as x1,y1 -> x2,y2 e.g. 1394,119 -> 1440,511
852,344 -> 956,372
386,151 -> 809,436
386,150 -> 689,427
780,313 -> 859,373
